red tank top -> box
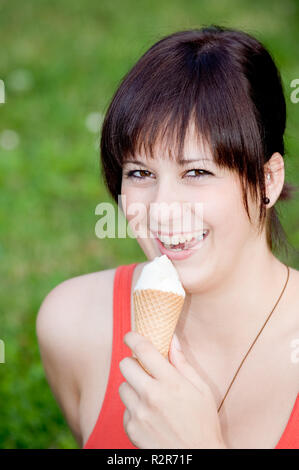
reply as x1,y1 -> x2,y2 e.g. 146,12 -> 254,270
83,263 -> 299,449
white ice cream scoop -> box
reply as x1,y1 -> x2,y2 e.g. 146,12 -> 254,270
133,255 -> 186,372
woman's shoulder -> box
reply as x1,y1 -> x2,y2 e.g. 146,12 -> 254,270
275,265 -> 299,339
35,266 -> 119,446
286,265 -> 299,317
273,265 -> 299,385
36,260 -> 144,379
289,265 -> 299,284
36,267 -> 117,339
36,266 -> 121,371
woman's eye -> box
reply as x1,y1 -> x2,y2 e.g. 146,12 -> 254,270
185,169 -> 211,178
124,169 -> 152,180
124,168 -> 212,181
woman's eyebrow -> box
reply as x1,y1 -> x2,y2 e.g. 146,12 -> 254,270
123,159 -> 148,166
123,158 -> 213,166
180,158 -> 213,164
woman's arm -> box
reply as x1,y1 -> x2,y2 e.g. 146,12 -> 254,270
36,280 -> 83,447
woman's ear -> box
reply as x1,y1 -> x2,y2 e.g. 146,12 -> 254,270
264,152 -> 285,207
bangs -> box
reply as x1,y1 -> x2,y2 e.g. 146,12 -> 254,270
110,42 -> 263,175
121,110 -> 214,167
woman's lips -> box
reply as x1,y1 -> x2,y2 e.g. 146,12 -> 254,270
155,231 -> 209,261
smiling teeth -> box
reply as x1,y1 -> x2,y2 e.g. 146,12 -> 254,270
159,231 -> 207,246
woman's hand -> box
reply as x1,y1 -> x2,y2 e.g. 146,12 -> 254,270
119,331 -> 227,449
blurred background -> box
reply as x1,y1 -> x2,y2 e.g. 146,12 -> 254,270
0,0 -> 298,449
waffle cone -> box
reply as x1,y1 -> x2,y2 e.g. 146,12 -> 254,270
133,288 -> 184,373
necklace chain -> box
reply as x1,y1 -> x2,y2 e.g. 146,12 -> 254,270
217,264 -> 290,413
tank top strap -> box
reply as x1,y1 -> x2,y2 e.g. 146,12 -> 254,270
83,262 -> 139,449
113,262 -> 139,359
275,393 -> 299,449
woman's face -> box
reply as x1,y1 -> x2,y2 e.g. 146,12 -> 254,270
120,129 -> 264,293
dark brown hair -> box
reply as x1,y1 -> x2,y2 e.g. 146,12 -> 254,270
100,25 -> 296,257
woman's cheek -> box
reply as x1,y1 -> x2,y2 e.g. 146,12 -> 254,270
121,188 -> 151,241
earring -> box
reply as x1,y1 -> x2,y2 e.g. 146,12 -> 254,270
267,173 -> 271,180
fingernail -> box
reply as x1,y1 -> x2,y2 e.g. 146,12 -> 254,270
173,333 -> 182,351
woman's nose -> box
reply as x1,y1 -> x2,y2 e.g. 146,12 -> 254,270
149,183 -> 186,233
151,177 -> 183,204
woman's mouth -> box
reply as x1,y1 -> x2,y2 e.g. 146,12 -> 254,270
155,230 -> 209,260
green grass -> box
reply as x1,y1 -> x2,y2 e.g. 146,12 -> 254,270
0,0 -> 298,449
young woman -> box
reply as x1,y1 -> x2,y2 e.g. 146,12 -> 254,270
36,26 -> 299,449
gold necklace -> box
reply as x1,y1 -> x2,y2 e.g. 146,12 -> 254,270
217,265 -> 290,413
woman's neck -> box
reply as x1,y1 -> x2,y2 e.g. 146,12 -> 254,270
176,249 -> 288,356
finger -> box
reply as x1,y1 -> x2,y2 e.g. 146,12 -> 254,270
123,331 -> 174,382
119,356 -> 153,397
118,381 -> 139,413
123,407 -> 130,432
170,335 -> 207,392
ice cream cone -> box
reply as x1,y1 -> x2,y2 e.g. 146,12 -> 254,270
132,255 -> 185,374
